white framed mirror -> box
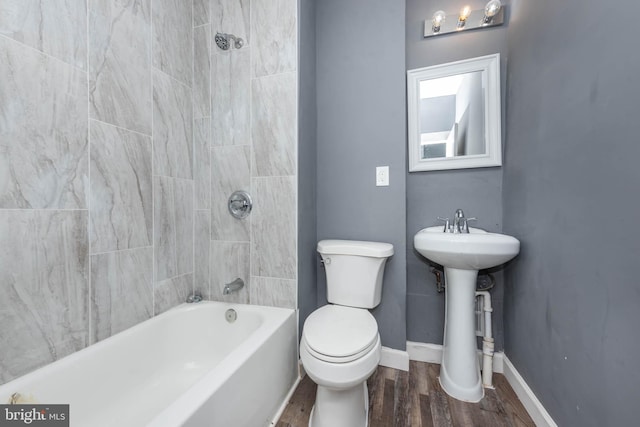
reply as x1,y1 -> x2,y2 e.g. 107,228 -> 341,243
407,54 -> 501,172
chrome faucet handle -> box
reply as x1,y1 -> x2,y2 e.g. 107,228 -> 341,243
437,217 -> 451,233
462,217 -> 477,233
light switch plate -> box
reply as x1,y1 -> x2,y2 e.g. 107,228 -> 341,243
376,166 -> 389,186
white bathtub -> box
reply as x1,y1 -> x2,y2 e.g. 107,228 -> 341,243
0,302 -> 298,427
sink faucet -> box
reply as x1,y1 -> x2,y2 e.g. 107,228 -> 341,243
453,209 -> 466,234
438,209 -> 476,233
223,278 -> 244,295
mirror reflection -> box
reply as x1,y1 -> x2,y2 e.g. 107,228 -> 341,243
407,53 -> 501,172
419,71 -> 485,160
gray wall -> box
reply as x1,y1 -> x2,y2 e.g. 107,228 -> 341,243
298,0 -> 318,339
316,0 -> 407,350
503,0 -> 640,425
405,0 -> 508,347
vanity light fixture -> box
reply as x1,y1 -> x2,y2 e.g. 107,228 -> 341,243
457,6 -> 472,28
424,0 -> 505,38
432,10 -> 446,33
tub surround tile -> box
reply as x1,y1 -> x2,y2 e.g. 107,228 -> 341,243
195,118 -> 211,210
153,69 -> 193,179
210,241 -> 249,303
90,121 -> 152,253
193,25 -> 211,119
194,0 -> 210,26
251,0 -> 296,77
0,0 -> 87,69
0,36 -> 88,209
195,210 -> 210,295
211,145 -> 250,241
0,210 -> 89,384
251,177 -> 296,279
91,247 -> 153,343
252,73 -> 297,176
154,176 -> 194,282
250,277 -> 296,309
152,0 -> 193,86
155,273 -> 194,315
89,0 -> 152,135
210,0 -> 250,46
211,48 -> 250,146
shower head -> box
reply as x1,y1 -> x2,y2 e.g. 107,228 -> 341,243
215,32 -> 244,50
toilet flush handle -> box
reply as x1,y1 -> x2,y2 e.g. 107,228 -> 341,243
320,257 -> 331,266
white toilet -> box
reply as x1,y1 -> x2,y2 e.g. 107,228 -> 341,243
300,239 -> 394,427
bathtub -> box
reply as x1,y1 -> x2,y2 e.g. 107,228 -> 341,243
0,302 -> 298,427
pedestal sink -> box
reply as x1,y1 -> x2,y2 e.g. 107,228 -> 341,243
414,226 -> 520,402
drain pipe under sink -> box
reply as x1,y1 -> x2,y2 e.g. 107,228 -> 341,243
476,290 -> 494,388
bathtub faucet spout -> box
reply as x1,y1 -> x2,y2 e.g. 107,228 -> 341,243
223,278 -> 245,295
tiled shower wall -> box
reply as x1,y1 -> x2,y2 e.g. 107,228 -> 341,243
0,0 -> 195,383
193,0 -> 298,309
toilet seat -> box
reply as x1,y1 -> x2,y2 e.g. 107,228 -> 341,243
303,305 -> 378,363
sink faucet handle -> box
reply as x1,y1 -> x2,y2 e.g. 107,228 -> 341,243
462,217 -> 477,233
437,217 -> 451,233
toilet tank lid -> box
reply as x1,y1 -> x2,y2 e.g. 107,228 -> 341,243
317,240 -> 394,258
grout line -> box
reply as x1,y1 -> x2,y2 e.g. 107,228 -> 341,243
250,275 -> 297,282
89,118 -> 152,139
191,0 -> 196,298
248,0 -> 254,302
86,0 -> 92,346
151,0 -> 156,316
152,65 -> 192,91
251,175 -> 296,180
250,69 -> 298,81
210,239 -> 251,244
208,12 -> 214,302
0,33 -> 86,74
90,246 -> 154,257
0,208 -> 89,211
158,271 -> 194,283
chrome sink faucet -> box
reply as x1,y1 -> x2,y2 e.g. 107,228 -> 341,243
438,209 -> 476,233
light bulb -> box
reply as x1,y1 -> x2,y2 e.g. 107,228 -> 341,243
457,5 -> 471,28
432,10 -> 446,33
459,6 -> 472,21
483,0 -> 501,23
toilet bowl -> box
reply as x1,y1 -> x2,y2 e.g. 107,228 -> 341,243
301,240 -> 393,427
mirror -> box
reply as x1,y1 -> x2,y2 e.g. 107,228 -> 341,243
407,54 -> 501,172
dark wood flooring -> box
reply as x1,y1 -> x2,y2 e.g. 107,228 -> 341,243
277,361 -> 535,427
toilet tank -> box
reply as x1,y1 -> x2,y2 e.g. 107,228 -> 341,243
317,240 -> 394,309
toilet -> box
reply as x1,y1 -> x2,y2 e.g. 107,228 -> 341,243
300,239 -> 394,427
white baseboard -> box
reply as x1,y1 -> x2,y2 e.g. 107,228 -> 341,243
503,356 -> 557,427
379,346 -> 410,371
406,341 -> 504,373
269,375 -> 301,426
406,341 -> 445,364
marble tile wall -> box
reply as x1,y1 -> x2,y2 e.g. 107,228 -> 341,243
1,0 -> 298,384
202,0 -> 298,309
0,0 -> 195,384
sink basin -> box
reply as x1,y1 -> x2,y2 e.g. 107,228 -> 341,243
414,226 -> 520,270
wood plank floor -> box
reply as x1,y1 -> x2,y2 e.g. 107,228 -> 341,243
277,361 -> 535,427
